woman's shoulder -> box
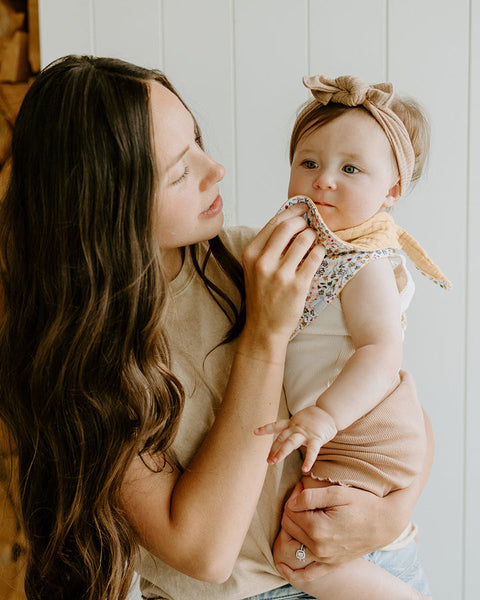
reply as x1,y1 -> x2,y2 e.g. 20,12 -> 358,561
218,225 -> 259,260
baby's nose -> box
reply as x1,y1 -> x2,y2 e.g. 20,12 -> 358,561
313,169 -> 336,190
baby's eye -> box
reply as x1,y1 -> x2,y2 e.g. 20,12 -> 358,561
302,160 -> 318,169
343,165 -> 359,174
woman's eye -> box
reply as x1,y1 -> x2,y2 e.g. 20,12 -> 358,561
343,165 -> 359,174
302,160 -> 318,169
172,166 -> 190,185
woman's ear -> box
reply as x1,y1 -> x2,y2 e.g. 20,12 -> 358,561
383,180 -> 401,208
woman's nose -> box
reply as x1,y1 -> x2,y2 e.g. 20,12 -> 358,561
200,155 -> 225,191
313,169 -> 336,190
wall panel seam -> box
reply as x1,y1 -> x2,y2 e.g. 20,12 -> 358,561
306,0 -> 311,75
160,0 -> 165,70
385,0 -> 389,80
231,0 -> 239,222
463,2 -> 473,598
89,0 -> 96,55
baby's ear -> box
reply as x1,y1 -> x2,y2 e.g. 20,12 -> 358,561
383,180 -> 401,208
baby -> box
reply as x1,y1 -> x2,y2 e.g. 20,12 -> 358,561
256,75 -> 450,599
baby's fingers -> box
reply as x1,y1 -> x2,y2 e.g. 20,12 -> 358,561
254,420 -> 290,437
268,431 -> 306,464
301,440 -> 322,473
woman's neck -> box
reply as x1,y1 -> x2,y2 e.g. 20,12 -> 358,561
162,247 -> 184,282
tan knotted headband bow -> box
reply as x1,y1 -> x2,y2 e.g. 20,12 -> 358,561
303,75 -> 415,196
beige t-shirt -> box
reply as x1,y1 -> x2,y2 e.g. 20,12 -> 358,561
137,227 -> 302,600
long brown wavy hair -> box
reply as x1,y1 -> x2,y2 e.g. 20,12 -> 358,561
0,55 -> 244,600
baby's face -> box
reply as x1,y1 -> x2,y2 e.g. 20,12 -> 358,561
288,108 -> 400,232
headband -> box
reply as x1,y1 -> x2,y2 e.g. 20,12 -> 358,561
303,75 -> 415,196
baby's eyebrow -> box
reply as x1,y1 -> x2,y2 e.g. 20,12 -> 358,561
340,152 -> 364,162
296,148 -> 317,155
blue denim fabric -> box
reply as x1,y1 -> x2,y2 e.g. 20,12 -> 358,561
245,539 -> 431,599
365,539 -> 431,596
246,584 -> 316,600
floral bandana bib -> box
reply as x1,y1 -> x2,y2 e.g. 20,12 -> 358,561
280,196 -> 451,338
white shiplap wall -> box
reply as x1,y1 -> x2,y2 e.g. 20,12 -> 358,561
37,1 -> 479,598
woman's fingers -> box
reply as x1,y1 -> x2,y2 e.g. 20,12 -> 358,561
285,481 -> 346,512
244,202 -> 322,273
296,241 -> 326,279
244,217 -> 314,276
245,203 -> 310,255
279,226 -> 317,268
241,201 -> 325,341
276,560 -> 333,583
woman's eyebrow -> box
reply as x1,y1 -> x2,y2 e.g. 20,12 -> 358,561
166,145 -> 190,170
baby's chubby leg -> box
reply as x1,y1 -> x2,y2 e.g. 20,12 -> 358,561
273,527 -> 429,599
273,477 -> 430,600
293,556 -> 430,600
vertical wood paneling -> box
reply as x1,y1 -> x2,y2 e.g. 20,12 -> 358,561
388,2 -> 469,598
309,0 -> 387,82
234,0 -> 308,226
93,0 -> 162,69
161,0 -> 236,223
38,0 -> 94,66
465,2 -> 480,598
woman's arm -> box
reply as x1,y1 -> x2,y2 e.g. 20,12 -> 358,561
274,409 -> 434,583
119,204 -> 325,583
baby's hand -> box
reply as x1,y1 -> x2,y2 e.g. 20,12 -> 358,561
254,406 -> 337,472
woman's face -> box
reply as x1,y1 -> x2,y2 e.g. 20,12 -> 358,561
149,82 -> 225,277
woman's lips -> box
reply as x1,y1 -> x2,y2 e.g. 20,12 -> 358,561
200,194 -> 223,217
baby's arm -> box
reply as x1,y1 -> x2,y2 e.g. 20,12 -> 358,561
318,256 -> 403,426
256,258 -> 403,471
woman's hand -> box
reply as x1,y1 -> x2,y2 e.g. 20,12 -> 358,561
275,411 -> 434,584
274,482 -> 403,583
241,203 -> 325,352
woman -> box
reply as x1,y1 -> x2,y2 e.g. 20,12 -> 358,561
0,56 -> 432,600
